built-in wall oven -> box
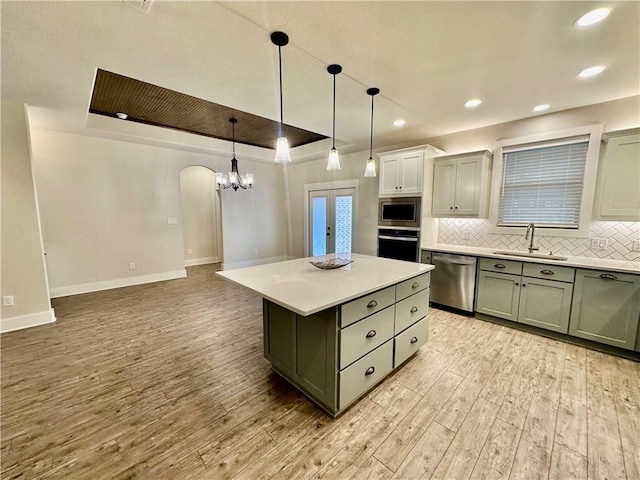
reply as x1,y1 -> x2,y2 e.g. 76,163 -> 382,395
377,228 -> 420,262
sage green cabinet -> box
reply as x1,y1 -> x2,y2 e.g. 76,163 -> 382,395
518,277 -> 573,333
569,269 -> 640,350
476,270 -> 521,321
476,258 -> 574,334
263,272 -> 432,416
421,250 -> 432,264
597,131 -> 640,220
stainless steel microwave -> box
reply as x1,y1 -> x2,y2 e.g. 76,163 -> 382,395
378,196 -> 421,228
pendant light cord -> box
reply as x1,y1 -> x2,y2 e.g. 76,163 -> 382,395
278,46 -> 284,137
232,120 -> 236,157
332,73 -> 337,149
369,94 -> 374,157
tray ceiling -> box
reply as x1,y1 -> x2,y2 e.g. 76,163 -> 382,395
89,69 -> 328,150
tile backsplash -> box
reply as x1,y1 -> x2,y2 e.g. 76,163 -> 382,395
438,219 -> 640,262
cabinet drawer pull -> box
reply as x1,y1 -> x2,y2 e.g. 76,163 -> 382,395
366,330 -> 377,338
365,366 -> 375,376
410,336 -> 418,344
366,300 -> 378,308
540,269 -> 555,276
600,273 -> 618,280
411,282 -> 420,289
495,264 -> 506,269
410,306 -> 418,313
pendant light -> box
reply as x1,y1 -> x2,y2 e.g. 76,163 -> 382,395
364,87 -> 380,177
326,64 -> 342,171
216,118 -> 254,191
271,31 -> 291,163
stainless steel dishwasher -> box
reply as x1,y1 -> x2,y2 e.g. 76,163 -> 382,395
430,253 -> 477,313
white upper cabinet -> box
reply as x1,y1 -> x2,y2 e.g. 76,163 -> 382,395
432,150 -> 492,217
378,147 -> 426,197
597,130 -> 640,220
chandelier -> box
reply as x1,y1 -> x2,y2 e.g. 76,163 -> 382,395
216,118 -> 254,191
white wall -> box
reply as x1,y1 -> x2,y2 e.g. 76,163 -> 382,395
1,100 -> 54,332
179,166 -> 221,265
29,128 -> 289,296
284,151 -> 379,259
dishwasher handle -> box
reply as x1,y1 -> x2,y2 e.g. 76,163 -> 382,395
432,254 -> 476,266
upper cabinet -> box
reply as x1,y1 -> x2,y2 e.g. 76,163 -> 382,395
596,130 -> 640,220
378,147 -> 426,197
432,150 -> 492,217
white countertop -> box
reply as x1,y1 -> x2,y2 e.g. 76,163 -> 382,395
216,253 -> 434,316
421,243 -> 640,274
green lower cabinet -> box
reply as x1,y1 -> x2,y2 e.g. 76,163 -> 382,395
569,269 -> 640,350
476,268 -> 573,334
518,277 -> 573,333
476,271 -> 520,321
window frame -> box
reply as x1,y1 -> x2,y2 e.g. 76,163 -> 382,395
488,124 -> 603,238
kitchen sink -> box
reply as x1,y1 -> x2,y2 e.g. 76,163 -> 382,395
492,250 -> 568,261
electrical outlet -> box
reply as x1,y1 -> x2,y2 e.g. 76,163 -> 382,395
599,238 -> 608,250
129,262 -> 136,270
590,238 -> 600,249
462,230 -> 470,240
187,248 -> 192,255
254,248 -> 259,255
2,296 -> 14,307
633,240 -> 640,252
167,217 -> 178,225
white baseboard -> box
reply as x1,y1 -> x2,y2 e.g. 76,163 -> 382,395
50,269 -> 187,298
1,308 -> 56,333
221,256 -> 295,270
185,256 -> 219,267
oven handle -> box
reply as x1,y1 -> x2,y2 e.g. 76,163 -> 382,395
377,235 -> 418,242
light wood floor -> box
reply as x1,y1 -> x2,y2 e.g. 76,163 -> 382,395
2,264 -> 639,480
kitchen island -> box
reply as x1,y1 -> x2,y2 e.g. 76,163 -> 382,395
217,253 -> 434,416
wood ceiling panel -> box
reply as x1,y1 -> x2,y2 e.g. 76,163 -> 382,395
89,69 -> 327,149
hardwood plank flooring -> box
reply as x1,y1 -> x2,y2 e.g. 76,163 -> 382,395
2,263 -> 638,479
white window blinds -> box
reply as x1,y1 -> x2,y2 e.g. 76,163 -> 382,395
497,141 -> 589,227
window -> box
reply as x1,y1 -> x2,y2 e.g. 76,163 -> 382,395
489,125 -> 603,238
498,141 -> 588,228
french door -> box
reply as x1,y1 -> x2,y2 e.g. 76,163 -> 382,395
309,188 -> 354,256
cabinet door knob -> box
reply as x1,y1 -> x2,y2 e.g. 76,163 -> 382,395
495,264 -> 506,269
410,336 -> 418,344
411,282 -> 420,289
454,206 -> 458,209
365,366 -> 375,376
540,269 -> 554,275
366,300 -> 378,308
450,206 -> 453,210
410,306 -> 418,313
600,273 -> 618,280
522,283 -> 527,287
366,330 -> 377,338
515,282 -> 519,286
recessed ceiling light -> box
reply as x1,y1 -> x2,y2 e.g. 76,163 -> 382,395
464,99 -> 482,108
393,119 -> 406,127
575,7 -> 611,27
533,104 -> 550,112
116,112 -> 128,120
578,66 -> 605,78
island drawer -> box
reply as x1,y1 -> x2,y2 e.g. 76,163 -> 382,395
522,263 -> 575,283
339,340 -> 393,410
480,257 -> 522,275
339,306 -> 394,370
394,316 -> 429,367
395,288 -> 430,334
340,285 -> 396,328
396,272 -> 431,301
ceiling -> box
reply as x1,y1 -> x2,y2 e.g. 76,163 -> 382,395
2,1 -> 639,162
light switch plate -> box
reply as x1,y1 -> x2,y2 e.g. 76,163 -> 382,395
3,296 -> 14,307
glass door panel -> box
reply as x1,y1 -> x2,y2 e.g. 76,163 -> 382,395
309,188 -> 354,256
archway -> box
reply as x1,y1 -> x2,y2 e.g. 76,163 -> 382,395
179,166 -> 223,267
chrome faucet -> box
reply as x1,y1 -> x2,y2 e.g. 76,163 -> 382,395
525,223 -> 539,253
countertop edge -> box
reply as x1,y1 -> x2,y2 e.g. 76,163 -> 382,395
421,244 -> 640,274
